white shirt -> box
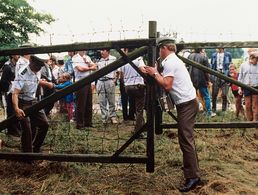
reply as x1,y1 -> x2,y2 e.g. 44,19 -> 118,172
16,56 -> 30,77
216,53 -> 224,70
162,53 -> 196,105
97,55 -> 117,80
72,54 -> 93,82
120,57 -> 145,86
238,62 -> 258,87
11,66 -> 41,101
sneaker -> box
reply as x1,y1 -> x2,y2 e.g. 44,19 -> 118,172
110,117 -> 118,124
210,112 -> 216,117
207,111 -> 216,117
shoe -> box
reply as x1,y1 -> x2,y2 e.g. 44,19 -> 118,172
7,130 -> 21,137
179,178 -> 201,192
211,112 -> 216,117
110,117 -> 118,124
207,112 -> 216,117
84,124 -> 94,128
76,125 -> 84,130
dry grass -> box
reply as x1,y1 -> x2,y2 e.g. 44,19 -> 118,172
0,109 -> 257,194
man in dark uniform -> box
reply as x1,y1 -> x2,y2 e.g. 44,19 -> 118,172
11,55 -> 51,153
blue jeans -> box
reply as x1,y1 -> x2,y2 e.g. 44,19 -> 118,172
199,87 -> 212,115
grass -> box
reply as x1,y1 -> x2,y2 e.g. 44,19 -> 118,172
0,105 -> 257,194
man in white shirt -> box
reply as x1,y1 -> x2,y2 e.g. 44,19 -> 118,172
97,49 -> 118,124
145,39 -> 200,192
120,48 -> 146,131
72,51 -> 97,129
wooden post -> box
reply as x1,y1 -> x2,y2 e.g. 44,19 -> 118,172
146,21 -> 157,173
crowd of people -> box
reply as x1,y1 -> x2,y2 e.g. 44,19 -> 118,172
0,40 -> 257,192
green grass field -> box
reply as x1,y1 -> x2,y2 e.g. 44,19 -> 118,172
0,106 -> 257,194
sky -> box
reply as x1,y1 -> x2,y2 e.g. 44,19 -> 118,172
28,0 -> 258,46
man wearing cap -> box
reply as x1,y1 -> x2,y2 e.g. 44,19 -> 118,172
210,48 -> 232,112
145,39 -> 201,192
238,51 -> 258,121
11,55 -> 52,153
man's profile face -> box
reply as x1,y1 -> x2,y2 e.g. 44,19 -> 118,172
159,46 -> 166,59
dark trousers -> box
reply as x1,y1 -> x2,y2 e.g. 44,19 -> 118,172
212,77 -> 229,111
43,88 -> 55,115
75,84 -> 92,128
176,98 -> 200,179
6,93 -> 21,136
125,85 -> 145,131
120,82 -> 135,120
19,99 -> 49,153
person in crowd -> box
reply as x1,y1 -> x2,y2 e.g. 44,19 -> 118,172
64,51 -> 76,82
228,63 -> 245,119
119,69 -> 135,121
0,55 -> 21,137
210,48 -> 232,112
49,55 -> 59,81
43,72 -> 74,122
40,55 -> 57,116
238,52 -> 258,121
96,49 -> 118,124
144,39 -> 201,192
72,50 -> 97,129
120,48 -> 146,131
11,55 -> 52,154
188,48 -> 216,117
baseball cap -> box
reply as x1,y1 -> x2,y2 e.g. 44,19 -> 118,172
157,38 -> 175,47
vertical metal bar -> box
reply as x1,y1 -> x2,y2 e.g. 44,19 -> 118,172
146,21 -> 157,172
154,30 -> 163,135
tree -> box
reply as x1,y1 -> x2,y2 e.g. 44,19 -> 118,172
0,0 -> 54,49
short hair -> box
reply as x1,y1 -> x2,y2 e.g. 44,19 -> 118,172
102,48 -> 110,52
229,63 -> 236,69
194,48 -> 202,53
62,72 -> 71,80
160,43 -> 177,52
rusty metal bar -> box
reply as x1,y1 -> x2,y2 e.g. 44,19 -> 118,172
0,39 -> 155,56
0,152 -> 147,163
161,121 -> 258,129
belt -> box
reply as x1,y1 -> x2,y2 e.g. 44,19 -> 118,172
176,98 -> 196,107
99,78 -> 113,81
19,98 -> 37,105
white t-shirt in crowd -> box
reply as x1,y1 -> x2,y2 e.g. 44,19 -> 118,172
72,54 -> 93,82
162,53 -> 196,105
97,55 -> 117,79
120,57 -> 145,86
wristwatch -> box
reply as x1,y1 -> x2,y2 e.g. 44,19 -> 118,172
153,72 -> 158,78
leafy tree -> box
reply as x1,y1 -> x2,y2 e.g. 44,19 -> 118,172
0,0 -> 54,49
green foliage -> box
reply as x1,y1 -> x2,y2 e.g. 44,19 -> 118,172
0,0 -> 54,49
